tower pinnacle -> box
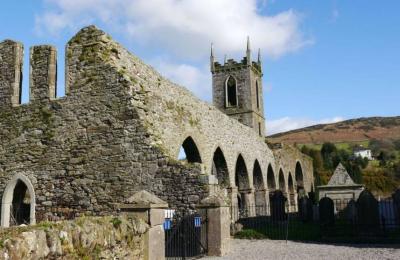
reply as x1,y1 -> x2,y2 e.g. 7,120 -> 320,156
246,36 -> 251,65
210,43 -> 215,72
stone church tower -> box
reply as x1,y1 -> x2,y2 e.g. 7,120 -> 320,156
211,38 -> 265,137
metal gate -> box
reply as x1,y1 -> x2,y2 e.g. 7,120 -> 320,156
164,209 -> 208,259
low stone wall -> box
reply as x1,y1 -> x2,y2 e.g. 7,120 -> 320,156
0,215 -> 148,259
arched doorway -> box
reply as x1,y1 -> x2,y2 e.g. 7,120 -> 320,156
295,162 -> 304,194
212,147 -> 229,188
1,173 -> 35,227
178,136 -> 202,163
235,154 -> 250,211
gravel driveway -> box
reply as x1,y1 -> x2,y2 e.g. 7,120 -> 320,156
205,239 -> 400,260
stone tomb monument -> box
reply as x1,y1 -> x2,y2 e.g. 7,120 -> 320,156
317,163 -> 364,202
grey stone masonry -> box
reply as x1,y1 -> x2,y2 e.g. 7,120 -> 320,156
0,25 -> 313,227
0,40 -> 23,107
30,45 -> 57,102
211,42 -> 265,137
328,163 -> 355,185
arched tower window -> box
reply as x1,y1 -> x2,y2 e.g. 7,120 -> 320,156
226,76 -> 237,107
256,80 -> 259,109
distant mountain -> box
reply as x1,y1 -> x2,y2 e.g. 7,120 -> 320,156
267,116 -> 400,145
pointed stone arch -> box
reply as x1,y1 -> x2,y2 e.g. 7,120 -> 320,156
212,147 -> 229,188
278,169 -> 286,192
1,173 -> 36,227
225,75 -> 238,107
235,154 -> 251,210
295,161 -> 304,192
267,164 -> 276,191
235,154 -> 249,191
179,136 -> 202,163
253,160 -> 267,208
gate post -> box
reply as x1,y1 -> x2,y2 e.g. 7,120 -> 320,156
197,195 -> 230,256
119,190 -> 168,260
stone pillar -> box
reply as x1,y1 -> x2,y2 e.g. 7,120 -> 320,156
197,195 -> 230,256
227,187 -> 238,221
243,188 -> 256,216
0,40 -> 23,107
30,45 -> 57,102
255,189 -> 269,215
119,190 -> 168,260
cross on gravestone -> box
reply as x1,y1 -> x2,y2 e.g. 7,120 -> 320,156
392,189 -> 400,225
319,197 -> 334,226
356,190 -> 379,231
298,197 -> 313,222
270,190 -> 287,221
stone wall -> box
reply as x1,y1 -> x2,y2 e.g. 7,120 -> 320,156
0,215 -> 148,259
0,26 -> 313,225
0,27 -> 208,225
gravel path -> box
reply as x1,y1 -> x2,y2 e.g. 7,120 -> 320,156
205,239 -> 400,260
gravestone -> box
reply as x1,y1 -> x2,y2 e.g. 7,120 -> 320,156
392,189 -> 400,225
356,190 -> 379,230
342,199 -> 357,223
270,190 -> 286,221
319,197 -> 334,226
298,197 -> 313,222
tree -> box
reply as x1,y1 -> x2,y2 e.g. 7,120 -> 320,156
321,142 -> 337,170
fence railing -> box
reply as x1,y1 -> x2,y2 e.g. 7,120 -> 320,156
232,193 -> 400,243
164,209 -> 208,260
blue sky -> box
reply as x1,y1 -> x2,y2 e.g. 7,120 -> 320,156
1,0 -> 399,134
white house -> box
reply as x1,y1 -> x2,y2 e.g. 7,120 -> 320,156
354,148 -> 373,160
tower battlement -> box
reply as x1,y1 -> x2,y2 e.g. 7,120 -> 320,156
0,40 -> 58,107
211,38 -> 265,137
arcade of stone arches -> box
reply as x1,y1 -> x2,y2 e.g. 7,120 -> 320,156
179,136 -> 307,213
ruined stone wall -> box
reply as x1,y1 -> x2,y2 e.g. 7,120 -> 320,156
107,46 -> 275,191
0,215 -> 148,259
270,143 -> 314,193
0,26 -> 313,225
0,27 -> 208,224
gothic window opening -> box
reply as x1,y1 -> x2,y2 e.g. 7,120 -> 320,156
256,80 -> 259,109
226,76 -> 237,107
178,136 -> 202,163
212,147 -> 229,188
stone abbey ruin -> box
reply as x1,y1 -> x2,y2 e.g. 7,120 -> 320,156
0,26 -> 313,227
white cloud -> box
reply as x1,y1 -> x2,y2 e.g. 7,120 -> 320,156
266,116 -> 344,135
35,0 -> 311,59
150,59 -> 211,100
